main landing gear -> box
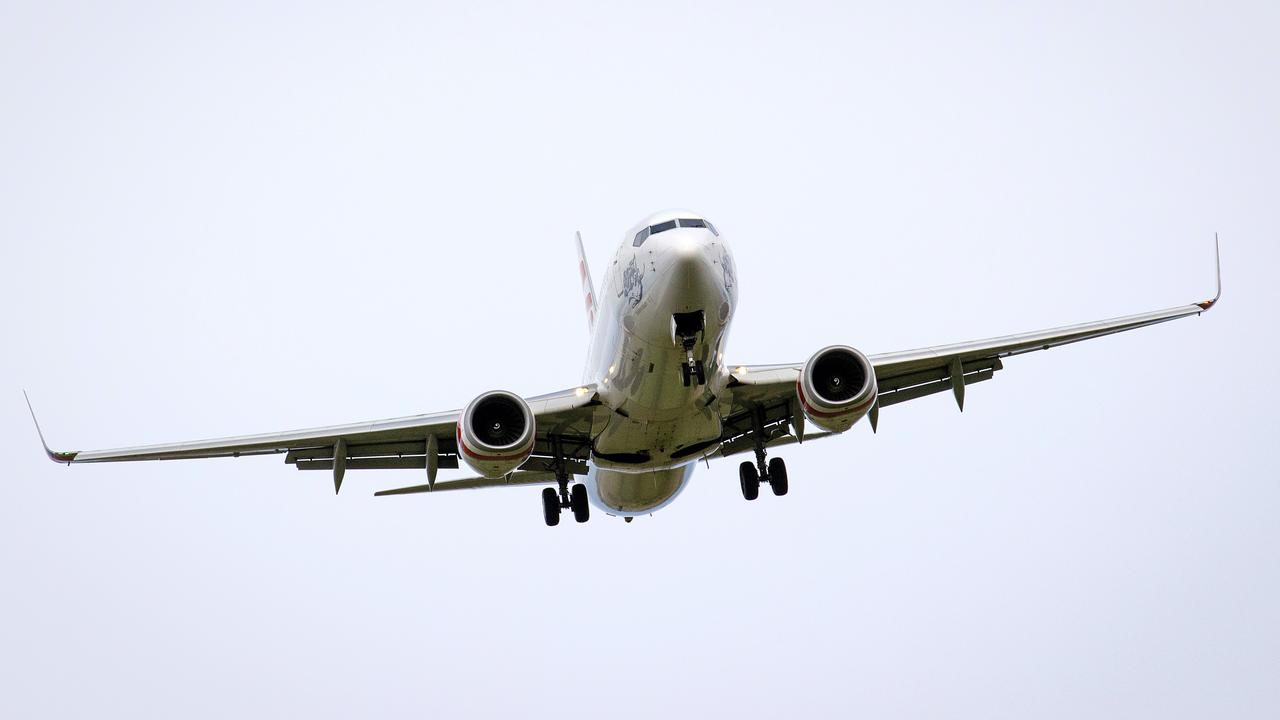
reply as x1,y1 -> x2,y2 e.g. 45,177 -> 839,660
739,407 -> 788,501
739,457 -> 788,500
542,437 -> 589,527
542,477 -> 589,527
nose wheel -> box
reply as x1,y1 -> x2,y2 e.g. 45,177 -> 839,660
674,311 -> 707,388
681,359 -> 706,387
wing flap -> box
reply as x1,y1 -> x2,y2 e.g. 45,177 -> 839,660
878,365 -> 999,408
374,471 -> 559,497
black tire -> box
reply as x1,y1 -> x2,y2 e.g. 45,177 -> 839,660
694,361 -> 706,385
570,483 -> 590,523
542,487 -> 561,526
768,457 -> 789,496
739,461 -> 759,501
681,364 -> 692,387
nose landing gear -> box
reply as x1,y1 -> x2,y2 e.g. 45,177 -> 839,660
681,354 -> 707,387
673,310 -> 707,388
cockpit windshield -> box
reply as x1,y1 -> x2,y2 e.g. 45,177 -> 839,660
633,217 -> 719,247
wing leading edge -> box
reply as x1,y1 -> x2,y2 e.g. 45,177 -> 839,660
720,236 -> 1221,449
26,386 -> 601,494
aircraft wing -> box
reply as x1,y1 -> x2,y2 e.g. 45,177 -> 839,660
373,470 -> 560,497
718,238 -> 1221,455
27,386 -> 601,493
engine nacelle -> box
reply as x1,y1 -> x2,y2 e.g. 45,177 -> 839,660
797,345 -> 878,433
457,391 -> 536,479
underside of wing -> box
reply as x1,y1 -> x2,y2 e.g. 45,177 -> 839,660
27,385 -> 601,493
719,236 -> 1220,446
870,301 -> 1211,411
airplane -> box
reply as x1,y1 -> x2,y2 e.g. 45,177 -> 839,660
26,210 -> 1221,526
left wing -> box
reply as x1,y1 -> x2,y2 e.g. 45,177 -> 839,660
718,238 -> 1221,456
26,387 -> 600,493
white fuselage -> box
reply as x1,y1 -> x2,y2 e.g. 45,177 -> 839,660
582,211 -> 738,516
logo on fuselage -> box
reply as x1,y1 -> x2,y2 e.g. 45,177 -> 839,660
720,247 -> 736,295
619,256 -> 644,308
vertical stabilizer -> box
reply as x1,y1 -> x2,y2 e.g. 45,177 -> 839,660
575,231 -> 597,332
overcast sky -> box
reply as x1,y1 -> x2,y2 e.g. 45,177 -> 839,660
2,1 -> 1277,718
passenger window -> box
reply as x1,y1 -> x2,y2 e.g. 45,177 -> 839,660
633,227 -> 651,247
678,218 -> 707,228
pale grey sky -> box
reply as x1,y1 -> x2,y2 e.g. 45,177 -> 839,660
2,1 -> 1277,717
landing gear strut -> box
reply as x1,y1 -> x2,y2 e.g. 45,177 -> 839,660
542,476 -> 590,526
674,311 -> 707,388
543,437 -> 589,526
739,406 -> 789,501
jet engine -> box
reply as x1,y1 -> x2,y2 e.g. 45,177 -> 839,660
457,391 -> 536,479
797,345 -> 878,433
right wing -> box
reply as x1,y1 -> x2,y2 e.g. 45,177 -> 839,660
718,236 -> 1221,453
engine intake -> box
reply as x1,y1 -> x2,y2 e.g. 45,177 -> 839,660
457,391 -> 536,478
797,345 -> 878,433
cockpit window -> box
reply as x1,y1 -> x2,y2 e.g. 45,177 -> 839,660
633,218 -> 715,247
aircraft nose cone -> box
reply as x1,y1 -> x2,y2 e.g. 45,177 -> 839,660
655,234 -> 724,315
671,235 -> 704,261
665,239 -> 709,286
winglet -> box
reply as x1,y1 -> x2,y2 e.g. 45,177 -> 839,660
1196,233 -> 1222,311
23,391 -> 78,464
